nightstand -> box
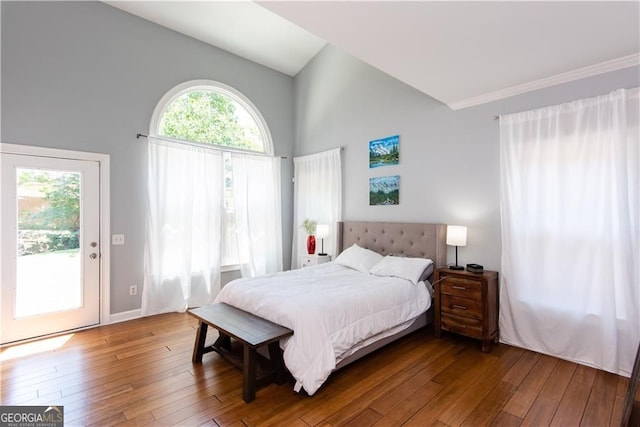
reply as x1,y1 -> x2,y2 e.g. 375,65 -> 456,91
433,268 -> 499,352
300,255 -> 332,268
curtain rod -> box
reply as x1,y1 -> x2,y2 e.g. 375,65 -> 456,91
136,133 -> 287,159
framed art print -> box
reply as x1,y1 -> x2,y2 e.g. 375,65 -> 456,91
369,175 -> 399,205
369,135 -> 399,168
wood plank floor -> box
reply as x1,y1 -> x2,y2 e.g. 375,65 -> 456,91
0,313 -> 632,426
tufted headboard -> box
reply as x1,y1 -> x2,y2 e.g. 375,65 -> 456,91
337,221 -> 447,268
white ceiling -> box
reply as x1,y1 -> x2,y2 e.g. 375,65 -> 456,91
106,1 -> 640,110
104,1 -> 326,75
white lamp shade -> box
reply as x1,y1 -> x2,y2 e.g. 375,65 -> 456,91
316,224 -> 330,238
446,225 -> 467,247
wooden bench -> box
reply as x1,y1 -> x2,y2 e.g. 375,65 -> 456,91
188,303 -> 293,402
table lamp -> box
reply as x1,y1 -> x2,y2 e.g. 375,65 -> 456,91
446,225 -> 467,270
316,224 -> 329,256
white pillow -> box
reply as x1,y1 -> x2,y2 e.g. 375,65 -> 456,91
369,255 -> 434,285
334,244 -> 383,273
388,253 -> 434,282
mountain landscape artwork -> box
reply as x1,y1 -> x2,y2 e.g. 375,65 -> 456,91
369,135 -> 399,168
369,175 -> 399,205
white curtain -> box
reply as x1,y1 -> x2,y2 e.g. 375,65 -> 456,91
142,138 -> 223,315
292,148 -> 342,268
500,87 -> 640,376
230,153 -> 283,277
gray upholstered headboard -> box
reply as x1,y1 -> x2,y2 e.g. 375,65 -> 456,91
337,221 -> 447,268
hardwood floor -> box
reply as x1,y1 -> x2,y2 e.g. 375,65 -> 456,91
0,313 -> 631,426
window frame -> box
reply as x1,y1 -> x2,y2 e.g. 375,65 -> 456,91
149,79 -> 274,155
149,80 -> 275,271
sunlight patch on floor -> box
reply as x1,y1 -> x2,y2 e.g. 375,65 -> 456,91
0,333 -> 74,362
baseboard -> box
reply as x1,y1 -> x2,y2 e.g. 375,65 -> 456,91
109,309 -> 142,324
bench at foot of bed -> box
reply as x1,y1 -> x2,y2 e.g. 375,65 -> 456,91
188,303 -> 293,403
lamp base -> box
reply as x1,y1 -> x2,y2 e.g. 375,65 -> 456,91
449,265 -> 464,270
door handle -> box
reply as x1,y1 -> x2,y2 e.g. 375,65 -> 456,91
90,253 -> 97,259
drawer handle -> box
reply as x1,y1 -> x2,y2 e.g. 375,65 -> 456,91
452,285 -> 466,290
452,305 -> 467,310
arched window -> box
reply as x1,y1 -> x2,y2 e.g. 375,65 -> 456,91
146,80 -> 280,271
150,80 -> 273,155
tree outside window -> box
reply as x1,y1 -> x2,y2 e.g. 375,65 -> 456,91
159,90 -> 264,152
156,85 -> 271,266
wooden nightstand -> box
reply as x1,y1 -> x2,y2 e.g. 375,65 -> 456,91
433,267 -> 499,352
300,255 -> 332,268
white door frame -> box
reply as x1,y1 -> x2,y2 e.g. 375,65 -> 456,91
0,142 -> 110,328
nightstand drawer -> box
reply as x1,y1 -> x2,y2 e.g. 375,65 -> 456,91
441,313 -> 483,339
434,268 -> 499,352
300,255 -> 332,268
440,277 -> 482,300
301,257 -> 315,267
441,294 -> 482,320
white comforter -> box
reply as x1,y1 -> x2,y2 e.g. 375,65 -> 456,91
214,262 -> 430,395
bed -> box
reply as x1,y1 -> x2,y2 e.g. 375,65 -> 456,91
214,221 -> 446,395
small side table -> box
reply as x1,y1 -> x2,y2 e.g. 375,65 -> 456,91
300,254 -> 332,268
433,267 -> 499,352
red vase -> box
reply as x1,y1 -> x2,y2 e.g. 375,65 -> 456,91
307,235 -> 316,255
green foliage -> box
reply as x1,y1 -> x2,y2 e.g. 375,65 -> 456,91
303,219 -> 317,235
159,90 -> 264,151
18,230 -> 79,255
18,171 -> 80,232
17,170 -> 80,254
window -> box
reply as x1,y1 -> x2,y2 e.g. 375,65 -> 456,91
150,80 -> 273,267
499,87 -> 639,376
151,80 -> 273,154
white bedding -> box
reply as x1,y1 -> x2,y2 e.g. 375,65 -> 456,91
214,262 -> 431,395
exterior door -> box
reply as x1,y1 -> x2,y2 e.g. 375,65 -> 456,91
1,153 -> 100,344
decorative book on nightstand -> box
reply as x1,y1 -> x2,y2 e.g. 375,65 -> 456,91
433,267 -> 499,352
300,255 -> 332,268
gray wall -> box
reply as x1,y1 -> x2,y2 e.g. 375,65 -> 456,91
1,1 -> 295,314
294,46 -> 640,271
3,1 -> 637,314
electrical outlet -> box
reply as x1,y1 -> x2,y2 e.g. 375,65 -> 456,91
112,234 -> 125,245
129,285 -> 137,296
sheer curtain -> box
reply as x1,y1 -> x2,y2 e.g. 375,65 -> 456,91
500,88 -> 639,376
230,153 -> 283,277
292,148 -> 342,268
142,138 -> 223,315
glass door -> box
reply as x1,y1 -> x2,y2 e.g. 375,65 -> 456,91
1,153 -> 100,344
